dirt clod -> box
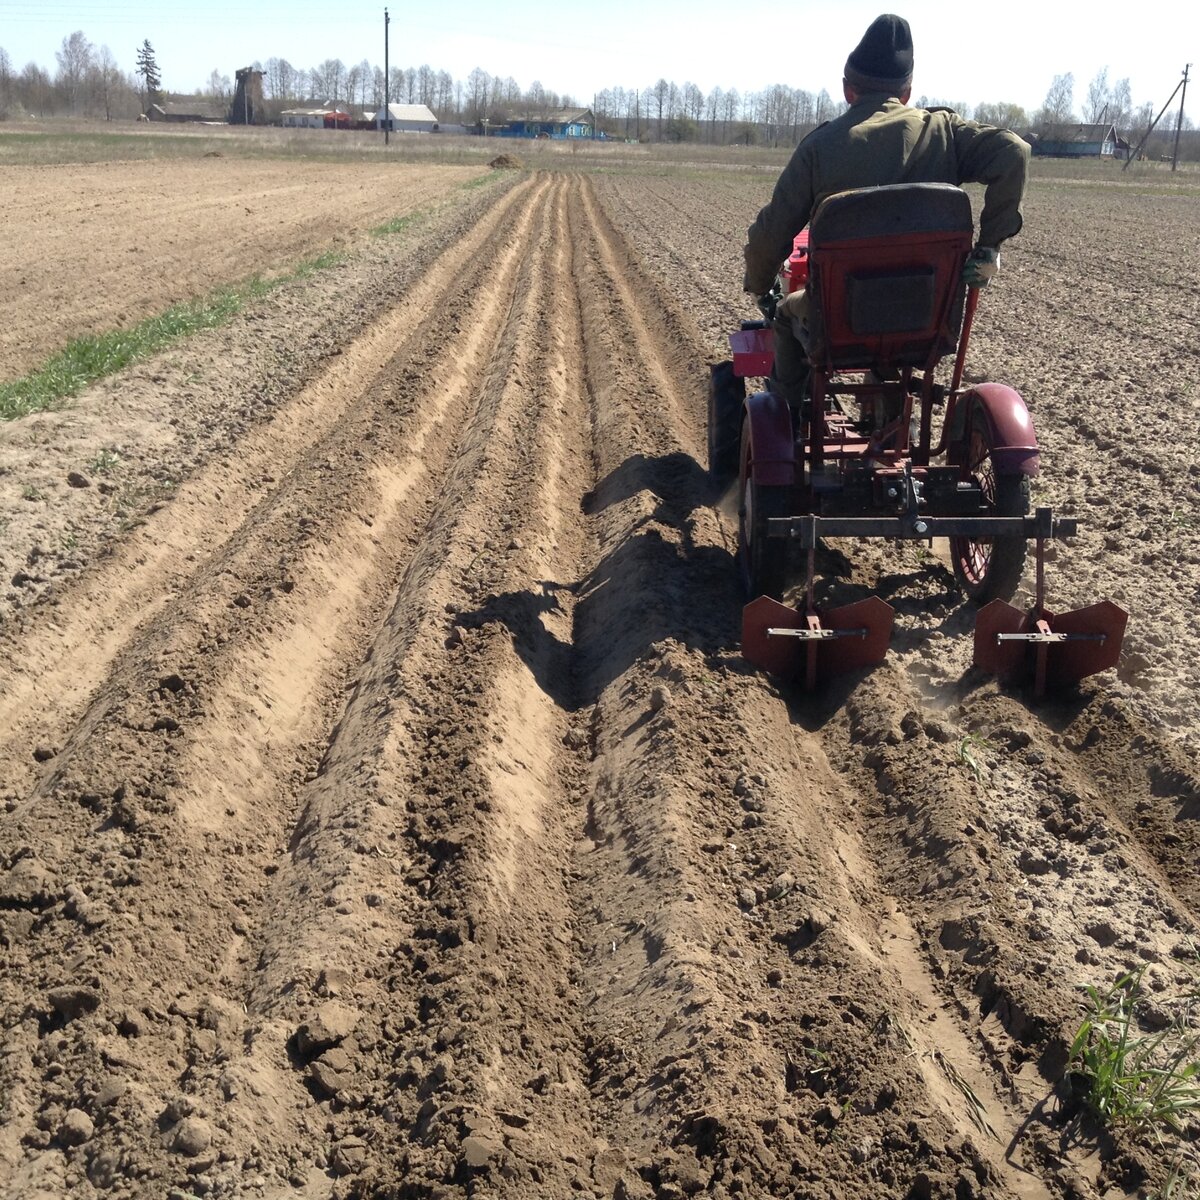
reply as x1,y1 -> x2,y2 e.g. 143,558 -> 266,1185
295,1002 -> 358,1057
47,985 -> 101,1021
170,1116 -> 213,1157
58,1107 -> 94,1145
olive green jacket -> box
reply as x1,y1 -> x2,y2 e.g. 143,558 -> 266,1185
743,94 -> 1030,295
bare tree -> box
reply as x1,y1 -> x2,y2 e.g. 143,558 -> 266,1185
356,59 -> 372,112
1037,72 -> 1075,130
652,78 -> 668,137
524,79 -> 546,120
265,57 -> 296,102
974,100 -> 1028,130
0,46 -> 15,116
346,61 -> 364,111
205,69 -> 231,102
90,45 -> 124,120
705,86 -> 722,142
1085,66 -> 1109,123
722,88 -> 739,143
55,30 -> 94,114
21,61 -> 53,116
416,63 -> 434,105
435,70 -> 452,114
314,58 -> 346,104
1109,77 -> 1133,135
466,67 -> 489,120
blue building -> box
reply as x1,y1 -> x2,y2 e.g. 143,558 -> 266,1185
493,107 -> 595,139
1032,122 -> 1125,159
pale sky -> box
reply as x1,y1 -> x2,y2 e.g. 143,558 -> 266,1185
2,0 -> 1196,118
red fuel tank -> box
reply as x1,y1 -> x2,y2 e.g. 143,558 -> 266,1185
780,229 -> 810,294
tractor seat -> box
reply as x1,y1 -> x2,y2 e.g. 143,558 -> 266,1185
805,183 -> 973,372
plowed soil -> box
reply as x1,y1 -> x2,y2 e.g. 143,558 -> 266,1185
0,158 -> 481,380
2,162 -> 1199,1200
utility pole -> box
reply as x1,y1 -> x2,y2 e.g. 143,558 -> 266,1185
1123,68 -> 1187,170
383,7 -> 390,146
1172,64 -> 1190,172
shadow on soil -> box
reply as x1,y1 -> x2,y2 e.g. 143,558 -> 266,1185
451,452 -> 745,710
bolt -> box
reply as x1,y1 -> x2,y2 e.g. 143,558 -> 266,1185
914,521 -> 929,535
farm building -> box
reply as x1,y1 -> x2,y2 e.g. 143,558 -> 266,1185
495,107 -> 595,139
279,108 -> 351,129
145,96 -> 230,123
1032,122 -> 1124,158
374,103 -> 439,133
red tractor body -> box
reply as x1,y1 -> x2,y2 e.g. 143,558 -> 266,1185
709,183 -> 1126,693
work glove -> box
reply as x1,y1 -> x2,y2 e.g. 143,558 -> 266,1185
962,246 -> 1000,288
755,292 -> 777,321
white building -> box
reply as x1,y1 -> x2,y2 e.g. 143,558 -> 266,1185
374,103 -> 439,133
279,108 -> 348,129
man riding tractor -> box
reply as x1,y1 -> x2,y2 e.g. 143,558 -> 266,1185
743,13 -> 1030,415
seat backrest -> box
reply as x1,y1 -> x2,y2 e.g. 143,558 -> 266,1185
806,183 -> 973,371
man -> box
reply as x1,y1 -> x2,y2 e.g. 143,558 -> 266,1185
743,13 -> 1030,409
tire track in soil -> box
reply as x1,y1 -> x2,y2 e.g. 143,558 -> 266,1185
0,175 -> 557,1196
815,669 -> 1200,1196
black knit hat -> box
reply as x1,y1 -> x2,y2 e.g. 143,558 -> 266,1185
844,14 -> 914,94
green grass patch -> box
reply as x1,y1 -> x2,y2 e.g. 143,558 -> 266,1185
459,172 -> 500,190
290,249 -> 346,277
0,250 -> 345,421
371,213 -> 422,236
371,173 -> 495,236
1067,967 -> 1200,1137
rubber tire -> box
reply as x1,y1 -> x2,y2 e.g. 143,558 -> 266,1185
737,417 -> 792,600
708,361 -> 744,481
950,411 -> 1030,604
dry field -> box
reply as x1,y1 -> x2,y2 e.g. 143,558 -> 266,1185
1,138 -> 1199,1200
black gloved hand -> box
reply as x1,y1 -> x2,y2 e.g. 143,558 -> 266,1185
962,246 -> 1000,288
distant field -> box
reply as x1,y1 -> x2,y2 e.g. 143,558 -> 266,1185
2,117 -> 1195,183
0,155 -> 489,381
1,120 -> 1194,385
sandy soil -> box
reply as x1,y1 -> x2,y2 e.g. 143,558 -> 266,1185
0,158 -> 483,380
1,162 -> 1198,1200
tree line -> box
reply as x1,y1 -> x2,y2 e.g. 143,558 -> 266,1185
0,31 -> 1192,157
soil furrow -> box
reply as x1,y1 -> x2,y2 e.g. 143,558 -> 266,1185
4,158 -> 1199,1200
198,174 -> 604,1195
0,175 -> 539,804
0,176 -> 555,1196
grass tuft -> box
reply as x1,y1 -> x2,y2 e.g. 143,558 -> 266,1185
955,734 -> 997,783
1067,967 -> 1200,1137
0,250 -> 344,422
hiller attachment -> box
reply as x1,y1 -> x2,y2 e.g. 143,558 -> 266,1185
742,595 -> 894,689
742,544 -> 893,688
973,539 -> 1127,696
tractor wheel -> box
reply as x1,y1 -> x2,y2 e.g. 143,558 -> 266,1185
708,361 -> 744,481
949,409 -> 1030,604
737,417 -> 792,600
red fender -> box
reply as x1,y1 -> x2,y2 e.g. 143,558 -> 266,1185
956,383 -> 1040,477
743,389 -> 796,487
